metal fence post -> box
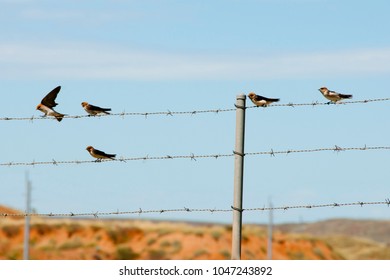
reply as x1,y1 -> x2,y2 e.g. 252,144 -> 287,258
23,172 -> 31,260
231,94 -> 246,260
267,199 -> 273,260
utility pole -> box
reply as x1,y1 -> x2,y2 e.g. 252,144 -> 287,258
231,94 -> 246,260
23,172 -> 32,260
267,199 -> 273,260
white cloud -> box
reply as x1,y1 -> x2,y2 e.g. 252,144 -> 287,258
1,42 -> 390,80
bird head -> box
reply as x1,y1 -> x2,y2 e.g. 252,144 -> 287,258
248,93 -> 256,100
36,104 -> 42,110
81,102 -> 88,107
319,87 -> 328,93
86,146 -> 93,152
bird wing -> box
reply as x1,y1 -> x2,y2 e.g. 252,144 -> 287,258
94,148 -> 115,158
339,94 -> 352,98
254,95 -> 279,102
253,94 -> 266,101
41,86 -> 61,108
329,90 -> 352,98
88,104 -> 111,111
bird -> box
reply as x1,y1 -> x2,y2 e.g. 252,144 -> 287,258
248,92 -> 280,107
36,86 -> 66,122
86,146 -> 116,161
318,87 -> 353,103
81,102 -> 111,115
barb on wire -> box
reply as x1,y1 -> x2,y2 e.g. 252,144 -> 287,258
190,153 -> 196,161
334,145 -> 343,152
1,145 -> 389,167
1,199 -> 389,218
1,97 -> 389,121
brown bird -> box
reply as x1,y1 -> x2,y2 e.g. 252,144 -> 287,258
86,146 -> 116,161
318,87 -> 353,103
36,86 -> 66,122
81,102 -> 111,115
248,92 -> 280,107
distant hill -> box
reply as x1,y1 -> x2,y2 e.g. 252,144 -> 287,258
274,219 -> 390,259
275,219 -> 390,244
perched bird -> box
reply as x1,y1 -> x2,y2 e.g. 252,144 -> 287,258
318,87 -> 353,103
248,92 -> 280,107
86,146 -> 116,161
81,102 -> 111,115
36,86 -> 66,122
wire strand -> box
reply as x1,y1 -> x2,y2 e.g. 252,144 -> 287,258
1,97 -> 389,121
1,145 -> 388,167
2,199 -> 389,218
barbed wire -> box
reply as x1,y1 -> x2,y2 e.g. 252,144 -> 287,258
0,108 -> 235,122
0,98 -> 389,122
268,97 -> 390,108
0,145 -> 388,167
1,199 -> 389,218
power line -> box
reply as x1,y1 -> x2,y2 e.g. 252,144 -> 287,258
1,145 -> 388,167
0,97 -> 389,122
1,199 -> 389,218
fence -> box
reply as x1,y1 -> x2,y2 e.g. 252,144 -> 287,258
1,94 -> 389,260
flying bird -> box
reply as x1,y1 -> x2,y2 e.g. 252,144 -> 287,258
318,87 -> 353,103
248,92 -> 280,107
81,102 -> 111,115
36,86 -> 65,122
86,146 -> 116,161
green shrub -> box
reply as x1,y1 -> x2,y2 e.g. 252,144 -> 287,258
116,246 -> 140,260
59,238 -> 83,250
148,249 -> 167,260
2,225 -> 20,238
211,230 -> 222,241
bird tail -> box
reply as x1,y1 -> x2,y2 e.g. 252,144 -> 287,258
108,154 -> 116,159
55,113 -> 66,122
339,94 -> 352,99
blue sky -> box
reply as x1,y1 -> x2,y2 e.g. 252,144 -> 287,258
1,0 -> 389,224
